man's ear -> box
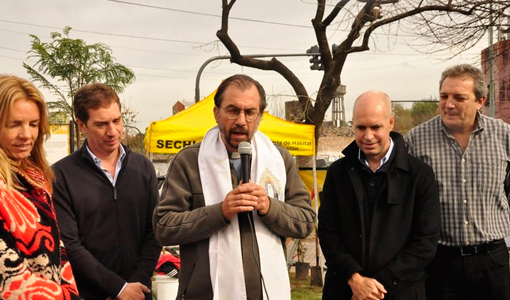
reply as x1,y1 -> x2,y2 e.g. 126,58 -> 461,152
213,106 -> 220,124
476,96 -> 486,110
76,119 -> 87,134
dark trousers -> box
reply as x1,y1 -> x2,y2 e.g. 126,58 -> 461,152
426,240 -> 510,300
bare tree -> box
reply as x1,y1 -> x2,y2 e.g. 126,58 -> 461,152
120,100 -> 145,153
217,0 -> 510,147
266,93 -> 288,119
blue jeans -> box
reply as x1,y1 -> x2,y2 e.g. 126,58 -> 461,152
426,241 -> 510,300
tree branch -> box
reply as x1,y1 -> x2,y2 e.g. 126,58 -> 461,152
217,0 -> 311,123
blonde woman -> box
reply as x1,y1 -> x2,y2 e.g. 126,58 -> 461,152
0,75 -> 80,299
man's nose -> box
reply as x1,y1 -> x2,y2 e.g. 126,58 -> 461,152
235,111 -> 247,125
364,130 -> 374,140
106,123 -> 117,135
445,97 -> 455,108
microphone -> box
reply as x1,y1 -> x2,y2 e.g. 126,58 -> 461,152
238,141 -> 252,184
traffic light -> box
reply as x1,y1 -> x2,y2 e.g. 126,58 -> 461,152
306,45 -> 324,71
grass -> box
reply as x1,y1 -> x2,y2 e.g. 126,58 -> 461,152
290,271 -> 323,300
153,271 -> 323,300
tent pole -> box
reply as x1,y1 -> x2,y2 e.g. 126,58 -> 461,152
312,156 -> 324,286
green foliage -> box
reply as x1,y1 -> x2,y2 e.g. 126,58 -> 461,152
290,272 -> 322,300
392,99 -> 439,134
393,103 -> 413,135
23,26 -> 136,146
48,110 -> 69,125
411,99 -> 439,125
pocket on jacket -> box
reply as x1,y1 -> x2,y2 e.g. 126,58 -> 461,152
392,280 -> 426,300
322,270 -> 350,300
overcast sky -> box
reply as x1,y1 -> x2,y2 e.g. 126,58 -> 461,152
1,0 -> 488,130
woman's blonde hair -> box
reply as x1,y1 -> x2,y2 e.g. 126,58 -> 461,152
0,75 -> 54,191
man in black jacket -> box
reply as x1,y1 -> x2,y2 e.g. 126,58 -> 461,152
318,90 -> 440,300
53,83 -> 161,300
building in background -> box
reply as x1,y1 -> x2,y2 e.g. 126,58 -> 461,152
173,101 -> 185,115
481,26 -> 510,122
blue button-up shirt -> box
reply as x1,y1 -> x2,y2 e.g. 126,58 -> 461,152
86,145 -> 126,185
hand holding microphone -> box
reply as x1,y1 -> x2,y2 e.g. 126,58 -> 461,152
221,142 -> 270,220
238,142 -> 270,215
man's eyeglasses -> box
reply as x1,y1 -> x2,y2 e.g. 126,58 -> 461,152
221,107 -> 260,122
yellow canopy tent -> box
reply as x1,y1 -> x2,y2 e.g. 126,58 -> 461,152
299,168 -> 327,201
145,90 -> 315,156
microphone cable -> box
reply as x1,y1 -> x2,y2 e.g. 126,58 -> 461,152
237,141 -> 271,299
246,210 -> 271,300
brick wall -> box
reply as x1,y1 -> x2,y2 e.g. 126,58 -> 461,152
481,39 -> 510,123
